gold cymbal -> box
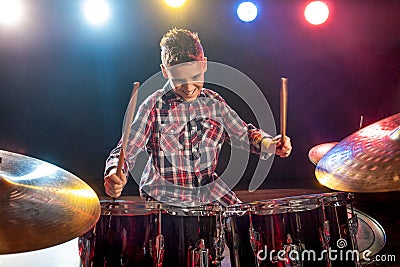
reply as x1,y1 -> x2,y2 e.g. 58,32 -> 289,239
315,113 -> 400,192
0,150 -> 100,254
308,142 -> 338,165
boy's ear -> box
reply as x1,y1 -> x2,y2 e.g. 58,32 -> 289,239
202,57 -> 207,72
160,64 -> 169,79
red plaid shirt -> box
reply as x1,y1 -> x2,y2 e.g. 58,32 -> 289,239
105,85 -> 271,206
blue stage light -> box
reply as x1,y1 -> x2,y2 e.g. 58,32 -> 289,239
237,1 -> 258,23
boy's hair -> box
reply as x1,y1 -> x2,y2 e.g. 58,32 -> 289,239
160,28 -> 204,66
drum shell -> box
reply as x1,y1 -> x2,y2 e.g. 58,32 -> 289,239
225,193 -> 357,267
80,199 -> 220,267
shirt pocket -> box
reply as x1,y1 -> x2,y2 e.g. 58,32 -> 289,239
200,119 -> 224,148
159,122 -> 184,152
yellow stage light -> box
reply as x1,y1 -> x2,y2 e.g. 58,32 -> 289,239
164,0 -> 186,8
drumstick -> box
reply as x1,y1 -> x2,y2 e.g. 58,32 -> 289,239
116,82 -> 140,178
280,77 -> 288,144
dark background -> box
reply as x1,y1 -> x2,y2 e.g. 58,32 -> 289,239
0,0 -> 399,264
0,0 -> 399,193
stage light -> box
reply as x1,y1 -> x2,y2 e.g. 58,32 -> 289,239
237,1 -> 258,22
304,1 -> 329,26
164,0 -> 186,8
83,0 -> 110,26
0,0 -> 23,26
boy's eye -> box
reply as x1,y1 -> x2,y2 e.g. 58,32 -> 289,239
173,79 -> 186,84
171,73 -> 202,85
192,74 -> 201,80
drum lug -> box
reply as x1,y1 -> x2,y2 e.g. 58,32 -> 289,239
155,234 -> 165,267
348,212 -> 359,250
320,220 -> 331,248
247,212 -> 262,267
79,230 -> 95,267
188,239 -> 211,267
348,212 -> 363,267
281,234 -> 302,267
249,227 -> 261,255
155,209 -> 164,267
319,220 -> 332,267
213,218 -> 226,265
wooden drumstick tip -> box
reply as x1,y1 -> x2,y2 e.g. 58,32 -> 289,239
280,77 -> 288,143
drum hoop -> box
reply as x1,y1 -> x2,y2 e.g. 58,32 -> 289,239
100,199 -> 223,216
100,199 -> 153,216
224,192 -> 354,216
318,192 -> 354,206
155,202 -> 224,216
225,194 -> 325,216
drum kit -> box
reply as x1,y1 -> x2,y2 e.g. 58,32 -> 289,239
0,113 -> 398,266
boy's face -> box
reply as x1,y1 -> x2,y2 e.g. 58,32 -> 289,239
162,59 -> 207,102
